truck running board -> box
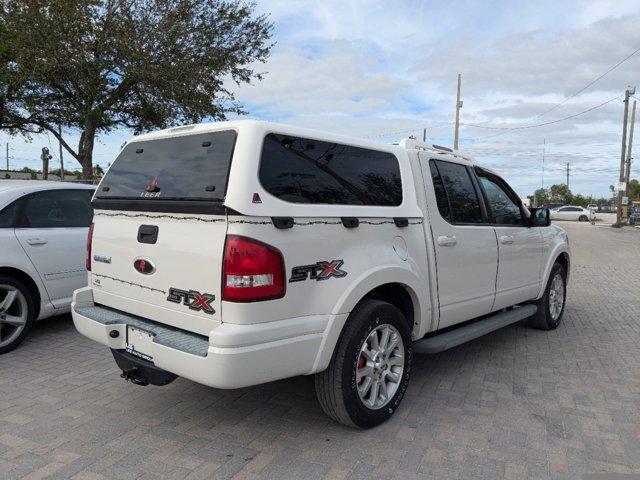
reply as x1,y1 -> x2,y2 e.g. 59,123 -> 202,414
413,304 -> 537,354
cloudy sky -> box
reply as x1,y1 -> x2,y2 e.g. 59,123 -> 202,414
3,0 -> 640,197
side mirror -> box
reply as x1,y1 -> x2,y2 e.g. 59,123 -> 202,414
529,208 -> 551,227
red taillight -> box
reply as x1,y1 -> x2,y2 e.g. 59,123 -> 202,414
222,235 -> 285,302
86,222 -> 94,271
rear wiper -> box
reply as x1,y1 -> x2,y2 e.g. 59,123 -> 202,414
94,195 -> 133,200
94,196 -> 224,202
161,197 -> 225,202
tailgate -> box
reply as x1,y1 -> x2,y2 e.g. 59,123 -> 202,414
90,212 -> 226,336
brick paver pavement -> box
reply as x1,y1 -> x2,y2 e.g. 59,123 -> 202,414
1,222 -> 639,479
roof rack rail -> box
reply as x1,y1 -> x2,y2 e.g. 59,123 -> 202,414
398,138 -> 473,161
432,144 -> 453,152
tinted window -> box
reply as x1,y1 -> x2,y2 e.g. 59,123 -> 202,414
429,160 -> 451,221
23,190 -> 94,228
97,130 -> 237,201
433,160 -> 482,223
0,201 -> 20,228
259,134 -> 402,206
478,175 -> 522,225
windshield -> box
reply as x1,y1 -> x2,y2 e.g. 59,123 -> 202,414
96,130 -> 237,201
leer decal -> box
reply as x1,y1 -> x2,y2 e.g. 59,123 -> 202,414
167,288 -> 215,314
289,259 -> 347,283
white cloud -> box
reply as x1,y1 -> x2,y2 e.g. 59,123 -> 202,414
3,0 -> 640,197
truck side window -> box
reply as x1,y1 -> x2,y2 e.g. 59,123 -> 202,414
432,160 -> 483,224
477,174 -> 523,225
259,134 -> 402,206
429,160 -> 451,221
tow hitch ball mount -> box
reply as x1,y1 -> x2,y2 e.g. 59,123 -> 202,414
120,368 -> 150,386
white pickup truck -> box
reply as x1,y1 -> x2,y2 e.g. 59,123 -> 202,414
72,120 -> 570,428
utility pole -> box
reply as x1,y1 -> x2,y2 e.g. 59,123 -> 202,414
453,73 -> 462,150
58,125 -> 65,181
625,100 -> 636,188
566,162 -> 570,190
5,143 -> 8,172
423,128 -> 426,142
541,138 -> 545,189
617,86 -> 635,226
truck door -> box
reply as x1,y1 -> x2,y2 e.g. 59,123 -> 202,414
474,169 -> 542,309
419,155 -> 498,329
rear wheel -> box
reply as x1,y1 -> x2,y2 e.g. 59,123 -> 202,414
578,215 -> 588,222
527,263 -> 566,330
315,299 -> 412,428
0,276 -> 35,354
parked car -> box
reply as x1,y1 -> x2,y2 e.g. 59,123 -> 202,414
598,204 -> 612,213
587,204 -> 597,211
542,203 -> 564,210
0,181 -> 94,353
72,120 -> 570,428
550,205 -> 595,222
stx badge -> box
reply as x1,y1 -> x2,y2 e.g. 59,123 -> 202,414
289,259 -> 347,283
167,288 -> 215,314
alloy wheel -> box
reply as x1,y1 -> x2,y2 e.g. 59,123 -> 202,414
356,324 -> 405,410
0,285 -> 28,349
548,273 -> 565,321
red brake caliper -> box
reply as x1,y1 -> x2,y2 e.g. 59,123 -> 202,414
357,353 -> 366,370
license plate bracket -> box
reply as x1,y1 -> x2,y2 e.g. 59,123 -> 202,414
126,326 -> 155,362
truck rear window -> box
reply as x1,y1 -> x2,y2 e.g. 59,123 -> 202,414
259,134 -> 402,206
96,130 -> 236,202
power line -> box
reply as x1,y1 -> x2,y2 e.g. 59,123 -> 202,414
462,95 -> 622,132
459,46 -> 640,142
533,45 -> 640,119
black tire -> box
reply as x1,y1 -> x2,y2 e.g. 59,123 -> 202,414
0,275 -> 36,354
315,299 -> 412,428
527,263 -> 567,330
578,215 -> 588,222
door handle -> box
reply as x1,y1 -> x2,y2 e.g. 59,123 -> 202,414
26,237 -> 47,246
437,235 -> 457,247
500,235 -> 514,245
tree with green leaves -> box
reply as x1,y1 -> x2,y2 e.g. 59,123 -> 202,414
0,0 -> 273,179
533,188 -> 549,207
549,184 -> 572,205
628,179 -> 640,199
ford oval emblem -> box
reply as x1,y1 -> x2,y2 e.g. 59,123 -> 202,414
134,258 -> 156,275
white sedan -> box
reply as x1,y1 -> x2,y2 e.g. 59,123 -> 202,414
550,205 -> 596,222
0,180 -> 94,353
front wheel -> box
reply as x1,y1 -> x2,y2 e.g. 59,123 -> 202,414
315,299 -> 412,428
527,263 -> 567,330
578,215 -> 588,222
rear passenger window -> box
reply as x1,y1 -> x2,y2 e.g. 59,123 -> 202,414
22,190 -> 94,228
429,161 -> 451,221
432,160 -> 483,224
259,134 -> 402,206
